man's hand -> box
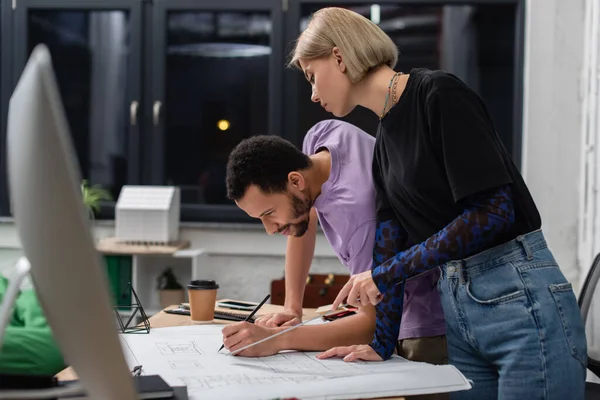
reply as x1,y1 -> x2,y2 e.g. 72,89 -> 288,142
316,344 -> 383,362
221,321 -> 282,357
254,309 -> 302,327
333,270 -> 382,309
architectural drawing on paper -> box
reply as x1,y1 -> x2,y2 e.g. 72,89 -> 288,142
179,374 -> 324,390
120,325 -> 472,400
254,352 -> 363,375
170,361 -> 203,370
156,341 -> 203,355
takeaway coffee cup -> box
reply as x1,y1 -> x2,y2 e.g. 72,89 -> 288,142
187,280 -> 219,322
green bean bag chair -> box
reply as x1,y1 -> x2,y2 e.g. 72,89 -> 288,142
0,275 -> 65,375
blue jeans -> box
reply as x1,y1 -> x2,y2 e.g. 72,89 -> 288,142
437,230 -> 587,400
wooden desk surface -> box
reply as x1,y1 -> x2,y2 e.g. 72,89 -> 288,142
57,304 -> 406,400
96,237 -> 190,255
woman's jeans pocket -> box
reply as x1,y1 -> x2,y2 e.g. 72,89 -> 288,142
549,282 -> 588,367
464,262 -> 525,305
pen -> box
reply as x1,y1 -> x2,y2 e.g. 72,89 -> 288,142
218,293 -> 271,353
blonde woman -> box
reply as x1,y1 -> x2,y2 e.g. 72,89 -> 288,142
289,7 -> 587,400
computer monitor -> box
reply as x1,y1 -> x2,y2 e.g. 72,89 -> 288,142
6,44 -> 136,399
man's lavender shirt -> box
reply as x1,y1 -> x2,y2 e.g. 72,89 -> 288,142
302,120 -> 446,339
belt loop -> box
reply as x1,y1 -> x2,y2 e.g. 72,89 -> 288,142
457,261 -> 466,285
516,235 -> 533,260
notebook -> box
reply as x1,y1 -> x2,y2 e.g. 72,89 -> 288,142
59,375 -> 173,399
164,307 -> 256,323
0,373 -> 57,389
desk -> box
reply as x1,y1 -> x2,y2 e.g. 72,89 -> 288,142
57,304 -> 407,400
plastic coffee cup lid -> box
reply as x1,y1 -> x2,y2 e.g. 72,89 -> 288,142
188,280 -> 219,290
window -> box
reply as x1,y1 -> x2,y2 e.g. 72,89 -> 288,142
26,10 -> 133,205
164,11 -> 271,206
288,3 -> 520,163
0,0 -> 10,215
0,0 -> 523,221
6,0 -> 142,219
149,0 -> 283,222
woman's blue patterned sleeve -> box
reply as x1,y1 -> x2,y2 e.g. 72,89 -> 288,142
371,280 -> 405,358
369,219 -> 410,358
372,219 -> 411,266
369,184 -> 515,359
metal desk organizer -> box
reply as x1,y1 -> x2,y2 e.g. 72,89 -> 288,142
114,283 -> 151,334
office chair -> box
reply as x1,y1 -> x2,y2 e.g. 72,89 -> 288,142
579,253 -> 600,399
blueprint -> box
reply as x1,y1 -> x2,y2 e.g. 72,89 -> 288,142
119,325 -> 471,400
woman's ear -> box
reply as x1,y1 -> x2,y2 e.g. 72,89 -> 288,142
332,47 -> 347,73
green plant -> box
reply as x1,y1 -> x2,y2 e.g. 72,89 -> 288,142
157,268 -> 183,290
80,180 -> 112,215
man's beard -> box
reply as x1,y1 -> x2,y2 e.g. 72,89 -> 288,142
279,193 -> 312,237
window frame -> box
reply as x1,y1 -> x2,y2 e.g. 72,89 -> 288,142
6,0 -> 143,219
284,0 -> 526,169
148,0 -> 284,223
0,0 -> 14,216
0,0 -> 525,222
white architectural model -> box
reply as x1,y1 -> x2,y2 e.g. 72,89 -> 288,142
116,186 -> 181,244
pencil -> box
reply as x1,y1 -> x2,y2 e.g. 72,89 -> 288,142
218,293 -> 271,353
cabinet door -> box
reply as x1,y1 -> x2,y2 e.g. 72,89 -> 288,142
12,0 -> 143,217
150,0 -> 284,222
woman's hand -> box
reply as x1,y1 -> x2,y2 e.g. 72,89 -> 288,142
254,309 -> 302,328
333,270 -> 382,309
316,344 -> 383,362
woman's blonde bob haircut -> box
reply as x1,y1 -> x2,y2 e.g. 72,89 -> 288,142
289,7 -> 399,83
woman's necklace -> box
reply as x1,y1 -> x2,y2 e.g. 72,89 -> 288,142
379,71 -> 403,120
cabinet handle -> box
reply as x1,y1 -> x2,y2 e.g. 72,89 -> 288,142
324,273 -> 335,286
130,101 -> 139,126
153,101 -> 162,126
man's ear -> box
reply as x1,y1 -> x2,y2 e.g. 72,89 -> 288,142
288,171 -> 306,191
332,47 -> 347,73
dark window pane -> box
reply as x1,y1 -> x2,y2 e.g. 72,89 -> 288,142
0,3 -> 5,216
27,10 -> 131,201
295,4 -> 516,157
165,11 -> 270,205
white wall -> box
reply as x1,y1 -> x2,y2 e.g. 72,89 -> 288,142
578,0 -> 600,283
0,219 -> 340,258
522,0 -> 586,285
0,219 -> 346,302
576,0 -> 600,383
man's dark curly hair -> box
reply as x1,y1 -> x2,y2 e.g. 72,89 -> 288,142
226,135 -> 312,201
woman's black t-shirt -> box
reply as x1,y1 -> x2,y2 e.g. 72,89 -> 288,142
374,68 -> 541,244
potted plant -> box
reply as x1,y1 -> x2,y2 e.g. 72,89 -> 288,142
81,180 -> 112,221
157,267 -> 184,308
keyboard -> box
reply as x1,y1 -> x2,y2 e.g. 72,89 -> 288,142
163,308 -> 255,323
